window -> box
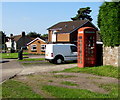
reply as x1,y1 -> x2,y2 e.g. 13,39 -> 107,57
71,46 -> 77,52
31,44 -> 37,52
41,44 -> 46,52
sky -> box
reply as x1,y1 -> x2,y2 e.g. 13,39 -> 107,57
1,2 -> 104,36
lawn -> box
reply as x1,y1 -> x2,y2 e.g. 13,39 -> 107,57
2,53 -> 28,59
42,84 -> 118,98
2,80 -> 42,98
2,79 -> 118,98
60,65 -> 118,78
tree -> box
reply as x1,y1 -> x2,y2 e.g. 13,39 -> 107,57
0,31 -> 7,50
98,2 -> 120,46
27,32 -> 41,38
112,0 -> 120,2
0,31 -> 6,44
71,7 -> 93,21
41,34 -> 48,38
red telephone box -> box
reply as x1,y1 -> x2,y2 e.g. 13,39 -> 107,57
77,27 -> 96,68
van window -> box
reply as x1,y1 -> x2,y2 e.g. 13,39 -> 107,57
70,46 -> 77,52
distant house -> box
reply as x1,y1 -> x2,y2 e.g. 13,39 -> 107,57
27,37 -> 47,54
47,20 -> 100,45
6,32 -> 33,52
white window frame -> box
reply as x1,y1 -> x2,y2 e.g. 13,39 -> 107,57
41,44 -> 46,52
31,44 -> 37,51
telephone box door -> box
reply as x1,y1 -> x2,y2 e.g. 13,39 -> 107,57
84,34 -> 96,67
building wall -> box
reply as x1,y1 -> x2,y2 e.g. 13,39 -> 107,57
52,33 -> 57,42
28,39 -> 46,54
70,30 -> 77,43
6,39 -> 17,50
48,30 -> 52,42
57,33 -> 70,42
103,46 -> 120,67
48,21 -> 99,44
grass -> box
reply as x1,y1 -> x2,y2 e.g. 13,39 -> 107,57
19,58 -> 45,61
23,52 -> 44,55
42,85 -> 118,98
61,81 -> 78,86
2,53 -> 18,59
23,52 -> 29,55
53,75 -> 76,78
86,76 -> 102,79
2,79 -> 42,98
48,80 -> 53,82
97,83 -> 119,98
2,53 -> 28,59
61,65 -> 118,78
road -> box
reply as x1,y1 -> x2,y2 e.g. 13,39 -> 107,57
0,59 -> 23,83
0,58 -> 77,83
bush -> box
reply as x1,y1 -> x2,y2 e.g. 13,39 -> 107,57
98,2 -> 120,47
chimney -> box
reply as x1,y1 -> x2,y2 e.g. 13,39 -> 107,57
10,34 -> 13,37
22,31 -> 25,37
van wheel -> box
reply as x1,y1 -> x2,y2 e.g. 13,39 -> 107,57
54,57 -> 64,64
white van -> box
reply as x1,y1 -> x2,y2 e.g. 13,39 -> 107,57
45,44 -> 77,64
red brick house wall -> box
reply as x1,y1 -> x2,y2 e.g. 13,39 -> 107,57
27,38 -> 47,54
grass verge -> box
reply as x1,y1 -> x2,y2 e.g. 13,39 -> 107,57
2,79 -> 42,98
42,85 -> 118,98
2,53 -> 28,59
60,65 -> 118,78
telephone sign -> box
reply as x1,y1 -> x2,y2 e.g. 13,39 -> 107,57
77,27 -> 96,68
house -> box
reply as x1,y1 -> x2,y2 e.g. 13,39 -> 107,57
6,32 -> 33,52
47,20 -> 100,45
27,37 -> 47,54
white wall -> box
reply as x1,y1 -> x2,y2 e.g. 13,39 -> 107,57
6,39 -> 17,50
52,31 -> 57,42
